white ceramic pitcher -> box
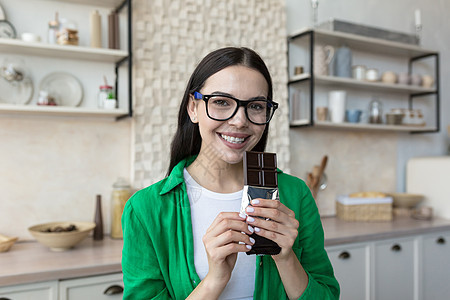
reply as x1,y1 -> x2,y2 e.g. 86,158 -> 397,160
313,45 -> 335,76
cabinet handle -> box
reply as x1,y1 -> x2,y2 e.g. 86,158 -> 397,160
338,251 -> 351,259
103,284 -> 124,295
391,244 -> 402,252
437,237 -> 446,244
0,298 -> 12,300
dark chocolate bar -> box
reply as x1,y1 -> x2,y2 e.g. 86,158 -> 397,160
243,151 -> 278,187
243,151 -> 281,256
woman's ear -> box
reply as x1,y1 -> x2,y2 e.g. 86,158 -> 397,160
187,94 -> 198,123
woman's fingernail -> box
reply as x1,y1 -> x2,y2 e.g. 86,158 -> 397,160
255,227 -> 261,232
247,216 -> 255,223
249,237 -> 255,244
248,225 -> 254,233
251,199 -> 260,205
239,212 -> 247,219
246,207 -> 255,213
246,245 -> 252,250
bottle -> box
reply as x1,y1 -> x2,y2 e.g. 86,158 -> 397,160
98,84 -> 113,108
90,10 -> 102,48
93,195 -> 104,240
369,98 -> 383,124
48,12 -> 60,44
111,178 -> 131,239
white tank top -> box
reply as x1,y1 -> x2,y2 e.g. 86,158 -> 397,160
184,168 -> 255,300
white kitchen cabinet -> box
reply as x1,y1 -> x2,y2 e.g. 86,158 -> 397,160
372,237 -> 417,300
327,243 -> 369,300
0,280 -> 58,300
287,28 -> 439,133
421,231 -> 450,299
58,273 -> 123,300
0,0 -> 131,119
326,231 -> 450,300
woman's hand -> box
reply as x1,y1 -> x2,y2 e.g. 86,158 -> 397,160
201,212 -> 255,290
245,199 -> 299,262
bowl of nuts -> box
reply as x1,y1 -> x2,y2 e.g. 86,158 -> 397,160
28,221 -> 96,251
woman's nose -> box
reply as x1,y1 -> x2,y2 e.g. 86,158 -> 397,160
227,106 -> 248,127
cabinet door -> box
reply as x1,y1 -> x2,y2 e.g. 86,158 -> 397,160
373,237 -> 416,300
0,281 -> 58,300
422,232 -> 450,299
327,244 -> 369,300
59,273 -> 123,300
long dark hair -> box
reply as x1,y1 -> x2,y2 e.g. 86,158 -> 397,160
167,47 -> 274,175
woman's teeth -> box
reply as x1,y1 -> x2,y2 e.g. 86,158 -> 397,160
221,134 -> 245,144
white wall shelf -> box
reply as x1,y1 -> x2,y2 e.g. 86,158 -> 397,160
43,0 -> 125,7
289,74 -> 436,94
0,38 -> 128,63
0,104 -> 128,118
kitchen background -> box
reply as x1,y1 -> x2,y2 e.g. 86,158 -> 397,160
0,0 -> 449,239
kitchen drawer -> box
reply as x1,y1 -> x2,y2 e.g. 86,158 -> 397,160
373,237 -> 417,300
422,231 -> 450,299
327,243 -> 369,300
0,280 -> 58,300
58,273 -> 123,300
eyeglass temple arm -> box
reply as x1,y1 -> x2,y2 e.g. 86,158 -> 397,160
193,92 -> 203,100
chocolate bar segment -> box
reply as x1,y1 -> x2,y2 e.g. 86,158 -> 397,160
244,152 -> 277,188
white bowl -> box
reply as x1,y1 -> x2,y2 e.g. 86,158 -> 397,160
28,221 -> 95,251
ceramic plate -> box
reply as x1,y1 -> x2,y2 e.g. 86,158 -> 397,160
0,4 -> 5,21
0,77 -> 34,105
39,72 -> 83,107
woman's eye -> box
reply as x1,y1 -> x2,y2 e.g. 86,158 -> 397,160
248,102 -> 266,111
211,98 -> 231,106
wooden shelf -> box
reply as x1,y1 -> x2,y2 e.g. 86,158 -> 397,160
0,104 -> 128,118
290,120 -> 435,132
0,38 -> 128,63
289,74 -> 436,94
289,27 -> 437,58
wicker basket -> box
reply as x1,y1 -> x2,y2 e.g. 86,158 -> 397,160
336,195 -> 393,221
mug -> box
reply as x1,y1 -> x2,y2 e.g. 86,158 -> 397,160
316,107 -> 328,121
346,109 -> 362,123
328,90 -> 346,123
314,45 -> 335,76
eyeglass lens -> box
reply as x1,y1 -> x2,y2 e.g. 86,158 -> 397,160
207,95 -> 273,124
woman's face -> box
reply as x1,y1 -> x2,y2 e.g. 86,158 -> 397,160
188,65 -> 269,165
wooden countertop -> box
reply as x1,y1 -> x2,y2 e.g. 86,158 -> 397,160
322,216 -> 450,246
2,217 -> 450,287
0,237 -> 122,287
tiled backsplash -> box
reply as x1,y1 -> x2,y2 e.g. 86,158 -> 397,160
132,0 -> 290,188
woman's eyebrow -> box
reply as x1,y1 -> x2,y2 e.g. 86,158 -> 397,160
209,91 -> 268,101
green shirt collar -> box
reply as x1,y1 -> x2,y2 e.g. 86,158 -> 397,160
160,156 -> 196,195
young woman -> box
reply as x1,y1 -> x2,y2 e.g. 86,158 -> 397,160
122,47 -> 339,299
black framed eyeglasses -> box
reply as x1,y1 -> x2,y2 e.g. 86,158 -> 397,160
193,92 -> 278,125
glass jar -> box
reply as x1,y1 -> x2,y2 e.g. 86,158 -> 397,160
111,178 -> 131,239
98,85 -> 113,108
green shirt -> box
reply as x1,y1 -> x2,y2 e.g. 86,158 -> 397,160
122,157 -> 339,299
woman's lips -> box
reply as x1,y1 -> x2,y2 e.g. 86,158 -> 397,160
218,133 -> 250,149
